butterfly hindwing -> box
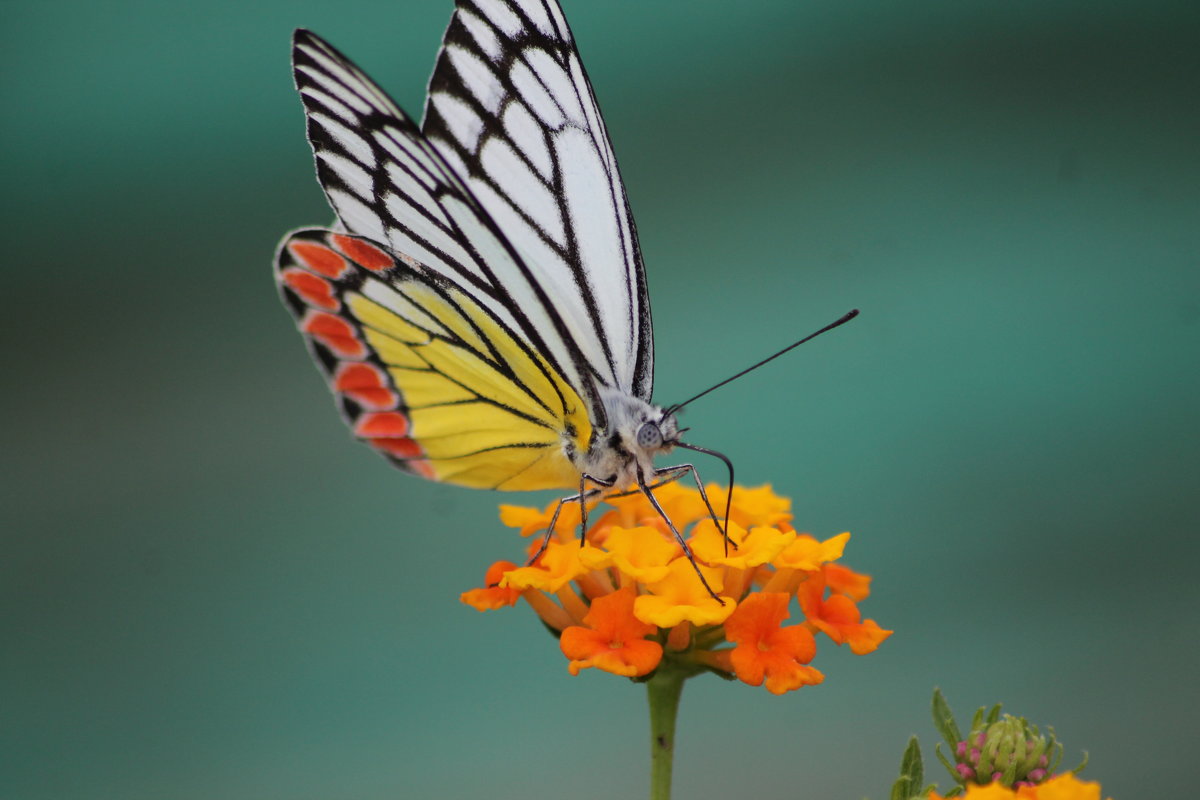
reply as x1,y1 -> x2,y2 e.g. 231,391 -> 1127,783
276,228 -> 592,490
422,0 -> 654,402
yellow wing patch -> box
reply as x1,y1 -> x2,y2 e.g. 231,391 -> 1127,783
344,275 -> 592,491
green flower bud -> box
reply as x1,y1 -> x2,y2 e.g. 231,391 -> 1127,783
931,690 -> 1077,790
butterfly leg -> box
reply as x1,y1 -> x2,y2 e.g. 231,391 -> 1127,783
527,475 -> 612,565
603,468 -> 685,498
637,469 -> 724,603
652,463 -> 736,554
576,473 -> 615,547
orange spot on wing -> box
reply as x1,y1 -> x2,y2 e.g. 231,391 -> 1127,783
289,241 -> 349,278
301,311 -> 365,359
371,435 -> 421,458
334,363 -> 398,410
351,411 -> 436,477
281,267 -> 337,310
332,234 -> 394,272
355,411 -> 410,438
409,460 -> 436,479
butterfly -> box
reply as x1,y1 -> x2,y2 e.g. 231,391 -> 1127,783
274,0 -> 854,578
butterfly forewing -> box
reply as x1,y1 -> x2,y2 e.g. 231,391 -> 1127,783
291,29 -> 607,428
276,228 -> 591,490
421,0 -> 654,402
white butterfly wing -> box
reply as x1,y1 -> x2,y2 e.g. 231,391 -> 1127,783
291,29 -> 608,423
421,0 -> 654,402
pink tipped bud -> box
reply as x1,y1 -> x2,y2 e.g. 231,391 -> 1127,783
958,716 -> 1060,789
932,693 -> 1069,791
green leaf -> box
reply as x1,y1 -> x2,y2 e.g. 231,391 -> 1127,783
901,736 -> 925,791
934,742 -> 957,779
890,736 -> 925,800
931,689 -> 961,745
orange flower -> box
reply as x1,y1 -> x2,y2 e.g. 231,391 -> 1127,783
560,587 -> 663,677
722,592 -> 824,695
460,560 -> 522,610
797,568 -> 892,654
824,562 -> 871,601
1023,774 -> 1108,800
927,774 -> 1108,800
929,786 -> 1023,800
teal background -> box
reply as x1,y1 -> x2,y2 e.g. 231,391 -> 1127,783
3,1 -> 1197,797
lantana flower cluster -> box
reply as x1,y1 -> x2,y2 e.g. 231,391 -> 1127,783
462,483 -> 891,694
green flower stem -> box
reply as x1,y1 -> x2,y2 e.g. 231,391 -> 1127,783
647,666 -> 687,800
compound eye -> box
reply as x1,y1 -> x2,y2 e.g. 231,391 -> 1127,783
635,421 -> 663,449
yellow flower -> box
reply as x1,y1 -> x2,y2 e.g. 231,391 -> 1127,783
580,525 -> 680,585
461,484 -> 890,693
705,483 -> 794,528
499,501 -> 583,538
690,520 -> 795,569
635,556 -> 736,628
500,539 -> 591,593
773,531 -> 849,571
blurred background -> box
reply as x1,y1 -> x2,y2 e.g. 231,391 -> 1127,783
3,0 -> 1197,797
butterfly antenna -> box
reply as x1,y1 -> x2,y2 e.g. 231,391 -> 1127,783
674,441 -> 735,544
663,309 -> 859,417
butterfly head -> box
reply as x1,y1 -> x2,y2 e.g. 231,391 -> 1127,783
579,388 -> 681,489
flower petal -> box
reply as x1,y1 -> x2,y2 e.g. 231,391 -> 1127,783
691,520 -> 795,569
773,532 -> 849,571
634,557 -> 735,627
724,593 -> 824,694
460,560 -> 521,610
559,588 -> 662,677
